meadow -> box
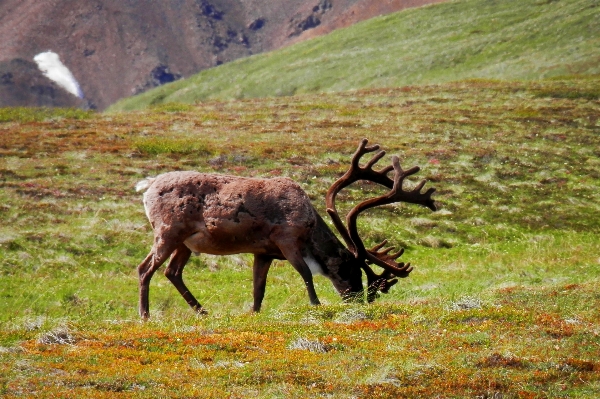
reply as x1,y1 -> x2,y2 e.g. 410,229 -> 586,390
1,77 -> 599,397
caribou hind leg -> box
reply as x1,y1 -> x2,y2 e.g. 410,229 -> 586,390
137,238 -> 179,319
164,243 -> 207,315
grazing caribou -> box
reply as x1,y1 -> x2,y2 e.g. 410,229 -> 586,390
135,139 -> 436,318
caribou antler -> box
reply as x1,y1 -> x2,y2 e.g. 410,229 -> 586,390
347,155 -> 436,270
325,139 -> 394,255
325,139 -> 436,301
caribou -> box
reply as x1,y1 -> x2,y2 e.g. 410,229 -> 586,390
135,139 -> 436,319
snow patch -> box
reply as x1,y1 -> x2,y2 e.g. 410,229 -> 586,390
33,51 -> 83,98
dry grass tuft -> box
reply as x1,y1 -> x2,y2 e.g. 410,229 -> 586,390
287,337 -> 333,353
37,326 -> 77,345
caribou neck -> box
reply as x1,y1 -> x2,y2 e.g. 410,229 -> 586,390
307,212 -> 364,295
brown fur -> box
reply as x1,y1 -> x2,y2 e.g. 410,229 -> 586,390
137,171 -> 363,318
143,172 -> 316,257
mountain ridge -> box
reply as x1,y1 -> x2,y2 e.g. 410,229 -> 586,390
109,0 -> 599,112
0,0 -> 442,110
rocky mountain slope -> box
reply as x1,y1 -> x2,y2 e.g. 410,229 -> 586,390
0,0 -> 443,110
110,0 -> 599,111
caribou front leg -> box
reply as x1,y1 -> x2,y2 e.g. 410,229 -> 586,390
277,244 -> 321,306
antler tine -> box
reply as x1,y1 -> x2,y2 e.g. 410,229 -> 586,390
391,156 -> 437,211
352,138 -> 380,162
369,239 -> 388,252
365,251 -> 413,277
366,240 -> 410,275
329,139 -> 394,195
366,243 -> 413,277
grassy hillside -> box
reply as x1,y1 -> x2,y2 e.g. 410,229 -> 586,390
109,0 -> 600,111
1,77 -> 599,397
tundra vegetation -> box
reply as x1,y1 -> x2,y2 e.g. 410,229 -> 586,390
0,76 -> 599,397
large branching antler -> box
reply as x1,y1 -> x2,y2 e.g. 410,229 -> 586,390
325,139 -> 436,301
325,139 -> 394,255
347,154 -> 435,272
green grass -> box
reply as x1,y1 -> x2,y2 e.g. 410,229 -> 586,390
0,107 -> 94,123
1,77 -> 599,397
109,0 -> 600,111
133,137 -> 213,156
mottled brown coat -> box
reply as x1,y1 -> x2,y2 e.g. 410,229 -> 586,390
137,171 -> 363,319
